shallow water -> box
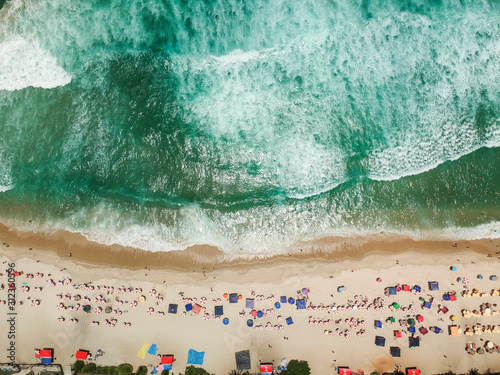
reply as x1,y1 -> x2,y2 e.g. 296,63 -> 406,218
0,0 -> 499,254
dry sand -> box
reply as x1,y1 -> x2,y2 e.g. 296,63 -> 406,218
0,224 -> 499,374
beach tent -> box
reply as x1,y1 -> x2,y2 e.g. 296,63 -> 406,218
449,294 -> 457,301
449,325 -> 460,337
235,350 -> 251,371
375,320 -> 383,328
408,318 -> 415,327
409,337 -> 420,348
433,327 -> 442,334
443,294 -> 450,301
394,331 -> 402,338
229,293 -> 238,303
185,303 -> 193,312
147,344 -> 157,355
280,296 -> 287,303
286,317 -> 293,325
192,304 -> 202,315
440,306 -> 449,314
246,298 -> 254,309
408,327 -> 416,333
288,297 -> 295,304
39,349 -> 52,359
375,336 -> 386,347
40,357 -> 52,365
187,349 -> 204,365
136,344 -> 149,359
296,299 -> 306,310
406,368 -> 420,375
161,355 -> 173,365
338,367 -> 351,375
214,306 -> 223,316
390,347 -> 401,357
422,301 -> 432,309
429,281 -> 439,291
260,363 -> 273,375
168,304 -> 178,314
389,287 -> 397,296
403,285 -> 411,292
419,327 -> 428,335
76,350 -> 89,360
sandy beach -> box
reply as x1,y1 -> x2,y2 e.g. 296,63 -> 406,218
0,225 -> 500,374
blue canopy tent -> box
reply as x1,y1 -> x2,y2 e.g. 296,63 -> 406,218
375,320 -> 383,328
168,304 -> 178,314
443,294 -> 451,301
185,303 -> 193,312
214,306 -> 223,316
187,349 -> 205,365
288,297 -> 295,304
409,337 -> 420,348
434,327 -> 442,334
428,281 -> 439,291
408,327 -> 416,333
296,299 -> 306,309
390,347 -> 401,357
246,298 -> 254,309
389,287 -> 397,296
375,336 -> 386,347
147,344 -> 157,355
274,302 -> 281,309
280,296 -> 287,303
286,317 -> 293,325
423,301 -> 432,309
229,293 -> 238,303
40,358 -> 52,365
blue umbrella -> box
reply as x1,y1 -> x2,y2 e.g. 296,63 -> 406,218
288,297 -> 295,304
223,318 -> 229,325
247,319 -> 254,327
450,266 -> 457,271
478,275 -> 483,280
274,302 -> 281,309
257,310 -> 264,318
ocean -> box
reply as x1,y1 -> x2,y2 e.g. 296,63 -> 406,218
0,0 -> 499,255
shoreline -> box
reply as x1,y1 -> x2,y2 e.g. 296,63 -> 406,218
0,221 -> 499,273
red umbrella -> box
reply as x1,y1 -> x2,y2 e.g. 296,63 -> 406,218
251,310 -> 257,317
416,315 -> 424,323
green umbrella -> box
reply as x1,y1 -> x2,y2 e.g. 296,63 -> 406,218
408,318 -> 415,327
393,303 -> 400,310
390,317 -> 396,323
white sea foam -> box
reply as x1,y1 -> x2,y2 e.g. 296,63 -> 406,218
0,37 -> 71,91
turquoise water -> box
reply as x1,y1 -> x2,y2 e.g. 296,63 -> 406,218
0,0 -> 499,254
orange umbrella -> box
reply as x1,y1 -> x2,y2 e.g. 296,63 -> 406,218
223,293 -> 228,298
238,295 -> 243,300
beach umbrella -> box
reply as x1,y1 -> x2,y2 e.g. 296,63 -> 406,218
478,275 -> 483,280
389,317 -> 396,324
149,289 -> 157,296
288,297 -> 295,304
416,315 -> 424,323
337,286 -> 345,293
377,277 -> 382,282
434,327 -> 441,334
247,319 -> 254,327
450,266 -> 457,271
414,285 -> 421,292
139,296 -> 146,303
302,288 -> 309,295
251,310 -> 257,317
105,306 -> 112,314
393,303 -> 400,310
203,313 -> 210,321
408,319 -> 416,327
257,311 -> 264,318
223,318 -> 229,325
223,293 -> 228,299
147,307 -> 154,315
275,302 -> 281,309
95,307 -> 102,314
491,275 -> 498,281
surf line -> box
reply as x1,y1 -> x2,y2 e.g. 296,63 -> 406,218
6,262 -> 16,364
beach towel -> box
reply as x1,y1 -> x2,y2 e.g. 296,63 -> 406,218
136,343 -> 149,359
148,344 -> 157,355
187,349 -> 205,365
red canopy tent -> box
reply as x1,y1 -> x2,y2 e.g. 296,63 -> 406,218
40,349 -> 53,358
161,355 -> 173,365
260,363 -> 273,375
75,351 -> 89,360
338,367 -> 351,375
406,368 -> 420,375
403,285 -> 411,292
394,331 -> 402,338
450,294 -> 457,301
